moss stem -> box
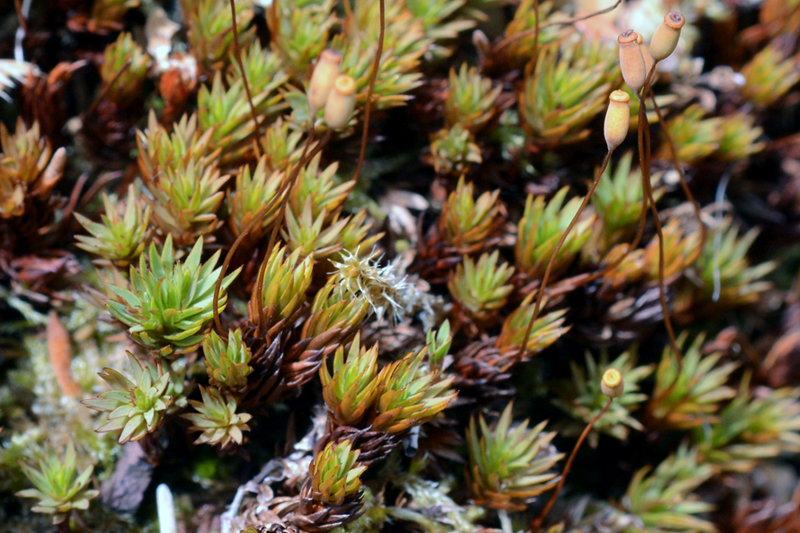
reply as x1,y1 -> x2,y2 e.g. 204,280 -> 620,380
518,149 -> 613,361
648,92 -> 707,265
229,0 -> 261,159
494,0 -> 623,54
531,398 -> 613,531
351,0 -> 385,185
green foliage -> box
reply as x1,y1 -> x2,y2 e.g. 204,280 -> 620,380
203,329 -> 253,391
522,39 -> 621,144
502,0 -> 565,64
260,118 -> 306,173
372,348 -> 457,435
693,374 -> 800,472
403,0 -> 475,59
227,40 -> 288,98
226,156 -> 285,240
715,111 -> 766,161
320,333 -> 380,427
647,333 -> 738,430
591,151 -> 662,250
466,402 -> 563,511
267,0 -> 336,76
333,0 -> 427,110
429,125 -> 483,176
682,219 -> 774,311
440,177 -> 503,248
137,112 -> 215,183
336,209 -> 383,259
290,153 -> 351,220
554,350 -> 653,446
105,236 -> 240,357
182,385 -> 252,449
309,440 -> 367,505
516,187 -> 596,281
100,32 -> 149,107
303,276 -> 372,341
248,246 -> 314,329
136,113 -> 226,245
16,442 -> 99,524
5,1 -> 800,531
444,64 -> 502,131
148,156 -> 228,246
496,297 -> 569,355
661,105 -> 722,164
0,120 -> 57,219
449,251 -> 515,322
283,200 -> 349,259
75,185 -> 151,266
427,320 -> 452,368
622,446 -> 715,533
197,72 -> 286,167
741,42 -> 800,107
82,353 -> 173,443
181,0 -> 255,73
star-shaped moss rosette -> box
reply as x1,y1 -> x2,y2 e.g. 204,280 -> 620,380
646,333 -> 738,431
197,71 -> 285,168
290,153 -> 351,222
516,187 -> 596,282
522,38 -> 621,145
320,333 -> 380,427
248,245 -> 314,333
622,446 -> 715,533
659,104 -> 722,164
501,0 -> 566,66
106,235 -> 240,357
466,402 -> 563,511
180,0 -> 255,74
74,185 -> 152,267
675,219 -> 774,321
182,385 -> 252,449
441,176 -> 504,249
99,32 -> 149,108
83,352 -> 173,443
0,119 -> 62,220
226,156 -> 286,241
370,348 -> 457,435
449,250 -> 515,326
16,442 -> 99,525
553,350 -> 653,446
496,295 -> 570,357
283,199 -> 350,260
444,63 -> 502,132
740,41 -> 800,108
308,439 -> 367,506
143,155 -> 229,247
203,329 -> 253,392
590,151 -> 663,253
693,373 -> 800,472
428,124 -> 483,176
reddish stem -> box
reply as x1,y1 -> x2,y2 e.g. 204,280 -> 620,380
229,0 -> 262,159
648,92 -> 707,264
494,0 -> 623,54
530,398 -> 613,531
518,150 -> 613,361
351,0 -> 385,185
